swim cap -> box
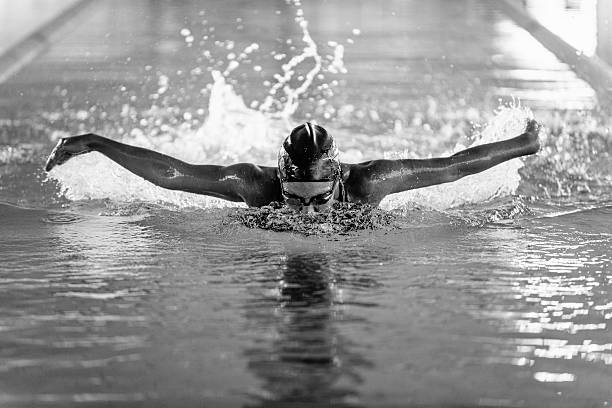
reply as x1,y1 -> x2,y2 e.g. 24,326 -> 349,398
278,122 -> 340,182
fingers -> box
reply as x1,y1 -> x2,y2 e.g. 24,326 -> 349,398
525,119 -> 541,135
44,138 -> 68,172
524,119 -> 541,153
44,134 -> 95,171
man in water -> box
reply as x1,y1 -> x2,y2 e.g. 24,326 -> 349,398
44,120 -> 540,212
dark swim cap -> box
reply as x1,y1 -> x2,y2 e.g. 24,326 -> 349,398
278,122 -> 340,182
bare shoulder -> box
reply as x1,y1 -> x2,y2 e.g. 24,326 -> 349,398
217,163 -> 282,207
341,160 -> 401,205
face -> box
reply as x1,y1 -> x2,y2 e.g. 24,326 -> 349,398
282,180 -> 338,213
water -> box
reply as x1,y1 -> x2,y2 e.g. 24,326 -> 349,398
1,0 -> 611,406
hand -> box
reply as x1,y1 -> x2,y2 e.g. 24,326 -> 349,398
524,119 -> 541,153
44,134 -> 93,171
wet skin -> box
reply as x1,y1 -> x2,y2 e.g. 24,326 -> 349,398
44,120 -> 541,210
282,181 -> 338,213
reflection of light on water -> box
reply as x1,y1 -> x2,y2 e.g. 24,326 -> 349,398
0,213 -> 160,404
533,371 -> 576,383
467,219 -> 612,379
48,213 -> 159,300
498,221 -> 612,377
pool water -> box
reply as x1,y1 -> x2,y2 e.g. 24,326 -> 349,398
1,0 -> 611,406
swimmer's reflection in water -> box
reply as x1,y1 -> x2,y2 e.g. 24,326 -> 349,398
44,120 -> 541,213
244,252 -> 371,406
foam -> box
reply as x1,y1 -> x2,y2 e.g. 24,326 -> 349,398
380,106 -> 532,210
46,2 -> 532,211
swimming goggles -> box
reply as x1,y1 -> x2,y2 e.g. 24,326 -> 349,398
282,179 -> 338,207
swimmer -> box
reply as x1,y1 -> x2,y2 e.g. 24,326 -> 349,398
44,120 -> 541,212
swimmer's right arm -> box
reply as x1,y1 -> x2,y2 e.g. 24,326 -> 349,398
44,134 -> 281,206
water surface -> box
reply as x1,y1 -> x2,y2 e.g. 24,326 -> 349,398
1,0 -> 611,407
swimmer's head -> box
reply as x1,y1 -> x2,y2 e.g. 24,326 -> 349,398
278,122 -> 341,212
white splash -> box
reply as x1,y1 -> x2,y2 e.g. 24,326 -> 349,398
258,1 -> 323,117
48,72 -> 531,211
48,73 -> 285,208
47,3 -> 532,211
380,106 -> 533,211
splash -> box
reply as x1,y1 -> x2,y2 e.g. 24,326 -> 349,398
48,74 -> 533,211
380,106 -> 534,211
233,201 -> 398,235
46,3 -> 534,212
47,72 -> 284,208
258,1 -> 322,117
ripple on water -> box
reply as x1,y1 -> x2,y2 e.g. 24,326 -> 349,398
41,212 -> 86,224
0,392 -> 151,405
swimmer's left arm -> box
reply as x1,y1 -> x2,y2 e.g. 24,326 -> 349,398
347,119 -> 541,202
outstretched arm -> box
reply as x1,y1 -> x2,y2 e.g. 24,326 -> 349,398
345,119 -> 541,203
44,133 -> 281,206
